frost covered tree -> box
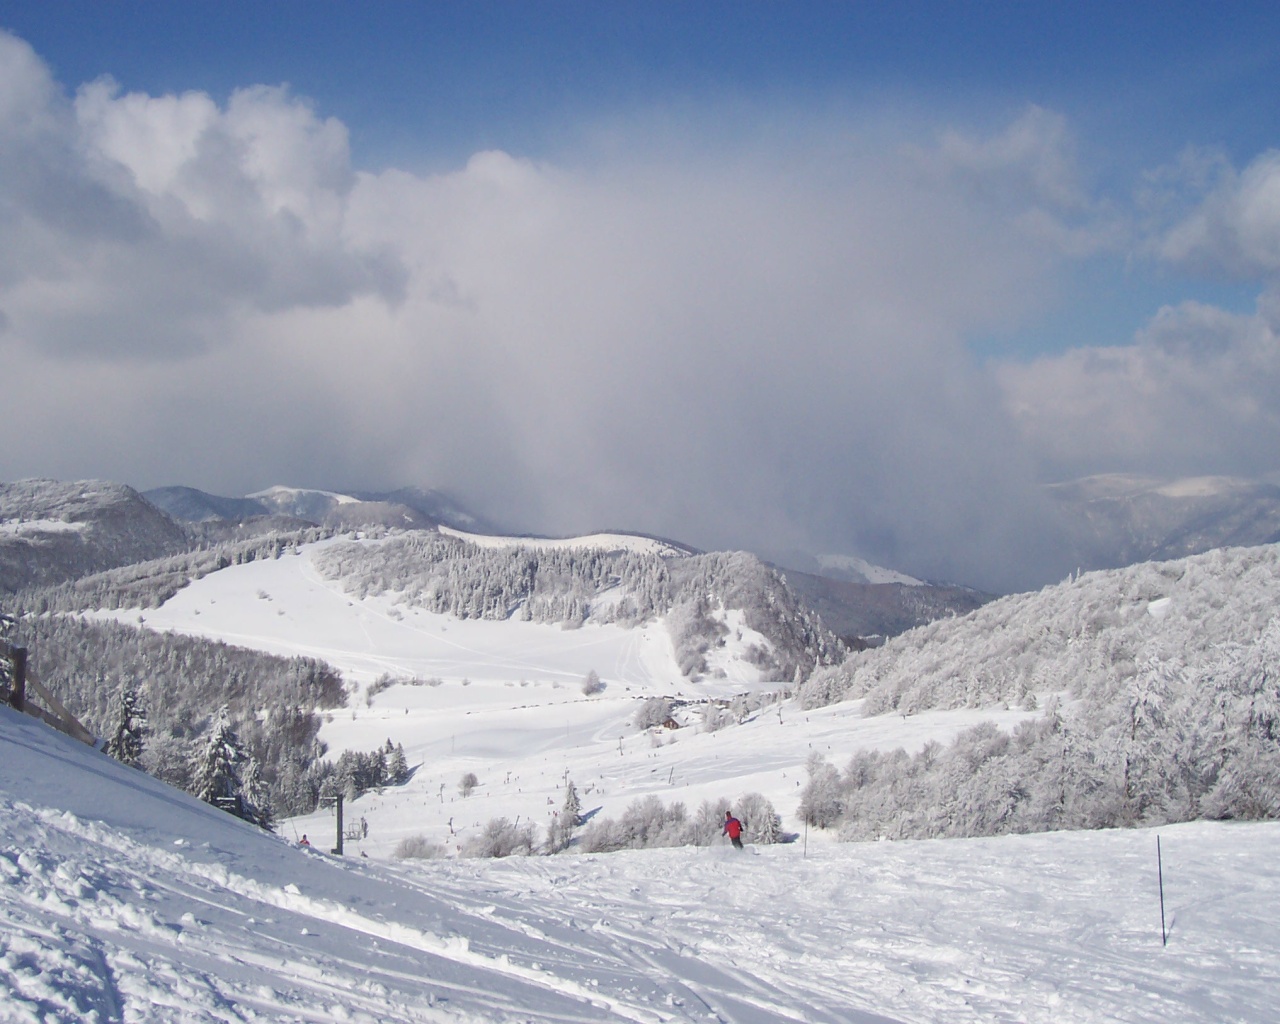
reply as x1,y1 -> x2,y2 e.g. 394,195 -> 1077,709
105,681 -> 147,768
548,779 -> 581,853
193,707 -> 246,814
464,817 -> 536,858
387,743 -> 409,785
736,792 -> 783,844
799,753 -> 844,828
634,697 -> 672,730
579,796 -> 694,852
240,756 -> 274,830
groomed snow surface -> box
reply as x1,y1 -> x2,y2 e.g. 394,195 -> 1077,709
4,705 -> 1279,1024
15,536 -> 1278,1021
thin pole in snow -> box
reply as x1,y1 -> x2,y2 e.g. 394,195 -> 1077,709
804,817 -> 808,859
1157,834 -> 1167,947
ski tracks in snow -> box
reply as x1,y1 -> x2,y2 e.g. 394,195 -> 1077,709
0,799 -> 670,1023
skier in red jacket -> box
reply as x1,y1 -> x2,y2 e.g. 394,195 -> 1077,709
723,811 -> 744,850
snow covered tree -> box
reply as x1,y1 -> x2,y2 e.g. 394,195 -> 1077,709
105,681 -> 148,768
634,697 -> 672,730
240,756 -> 274,830
799,753 -> 844,828
548,778 -> 581,853
736,792 -> 783,844
464,817 -> 536,858
193,707 -> 246,814
387,743 -> 409,785
693,797 -> 732,845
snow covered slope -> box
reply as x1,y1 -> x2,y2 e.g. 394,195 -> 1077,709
814,553 -> 924,586
5,702 -> 1280,1024
439,525 -> 693,558
0,480 -> 188,593
87,535 -> 996,854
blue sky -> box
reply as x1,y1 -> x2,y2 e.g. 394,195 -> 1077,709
7,1 -> 1277,351
2,2 -> 1280,590
7,2 -> 1279,169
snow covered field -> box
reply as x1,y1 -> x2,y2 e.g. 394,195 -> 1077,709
4,702 -> 1279,1024
45,535 -> 1277,1020
92,538 -> 1037,856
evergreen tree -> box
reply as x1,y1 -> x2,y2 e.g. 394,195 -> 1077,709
736,791 -> 783,844
105,682 -> 148,768
549,778 -> 581,853
387,743 -> 409,785
240,756 -> 274,830
193,707 -> 245,813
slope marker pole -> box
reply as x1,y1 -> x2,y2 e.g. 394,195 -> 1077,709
1157,834 -> 1167,947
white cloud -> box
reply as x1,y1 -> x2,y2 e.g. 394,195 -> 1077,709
938,105 -> 1087,211
0,31 -> 1197,592
1156,148 -> 1280,279
997,298 -> 1280,480
995,145 -> 1280,487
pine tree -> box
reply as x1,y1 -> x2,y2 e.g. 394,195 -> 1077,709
564,778 -> 581,826
387,743 -> 409,785
240,756 -> 274,830
548,779 -> 581,853
193,707 -> 245,814
105,682 -> 148,768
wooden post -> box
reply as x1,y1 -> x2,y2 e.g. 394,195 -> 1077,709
333,792 -> 344,855
9,646 -> 25,713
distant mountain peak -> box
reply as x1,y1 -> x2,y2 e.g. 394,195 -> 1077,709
248,485 -> 361,506
1047,472 -> 1280,572
814,553 -> 924,587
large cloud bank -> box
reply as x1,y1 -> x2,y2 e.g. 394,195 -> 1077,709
2,32 -> 1277,592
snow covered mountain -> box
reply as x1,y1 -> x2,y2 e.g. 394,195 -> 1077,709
146,483 -> 502,535
781,569 -> 990,646
0,480 -> 188,593
1048,473 -> 1280,571
6,477 -> 1280,1019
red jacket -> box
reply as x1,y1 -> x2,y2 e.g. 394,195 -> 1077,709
723,816 -> 742,839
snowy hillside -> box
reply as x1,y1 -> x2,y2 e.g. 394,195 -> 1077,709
438,525 -> 693,559
797,543 -> 1280,840
50,529 -> 1033,855
6,699 -> 1280,1023
0,480 -> 188,593
814,553 -> 924,586
803,542 -> 1280,714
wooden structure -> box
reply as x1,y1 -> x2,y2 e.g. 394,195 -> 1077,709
2,638 -> 98,748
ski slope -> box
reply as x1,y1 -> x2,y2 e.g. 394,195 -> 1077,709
4,702 -> 1279,1024
92,537 -> 1038,857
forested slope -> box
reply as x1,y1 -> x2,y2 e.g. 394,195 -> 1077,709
315,534 -> 844,681
797,544 -> 1280,840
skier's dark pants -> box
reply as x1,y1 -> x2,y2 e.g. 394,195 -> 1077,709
731,836 -> 743,850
